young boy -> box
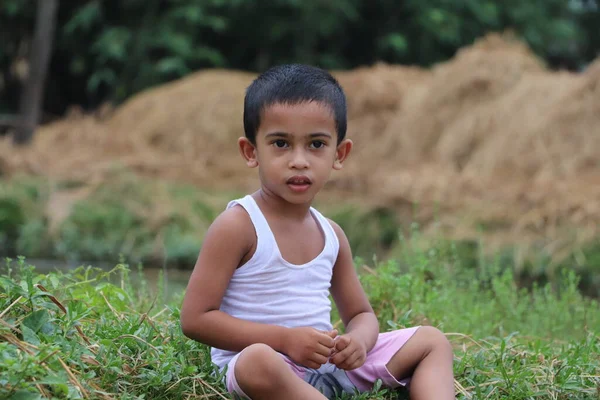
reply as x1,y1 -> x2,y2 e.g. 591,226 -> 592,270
180,64 -> 455,400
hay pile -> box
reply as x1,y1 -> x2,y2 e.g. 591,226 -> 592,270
1,32 -> 599,253
365,33 -> 600,253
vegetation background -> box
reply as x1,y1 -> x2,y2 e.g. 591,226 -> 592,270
0,1 -> 599,399
2,0 -> 600,116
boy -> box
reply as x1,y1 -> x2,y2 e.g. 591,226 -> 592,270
180,64 -> 455,399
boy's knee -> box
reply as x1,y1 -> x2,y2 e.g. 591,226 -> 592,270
235,344 -> 285,393
418,326 -> 452,354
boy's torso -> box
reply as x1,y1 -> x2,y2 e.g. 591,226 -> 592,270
262,213 -> 326,266
211,195 -> 339,369
239,195 -> 328,268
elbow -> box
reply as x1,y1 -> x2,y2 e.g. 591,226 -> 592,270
180,319 -> 192,339
180,310 -> 212,344
180,312 -> 200,340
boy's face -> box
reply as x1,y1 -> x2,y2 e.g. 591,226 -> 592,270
239,101 -> 352,205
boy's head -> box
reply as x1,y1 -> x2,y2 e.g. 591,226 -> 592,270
243,64 -> 347,145
238,64 -> 353,204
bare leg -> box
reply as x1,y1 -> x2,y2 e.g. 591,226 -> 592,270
235,343 -> 327,400
385,326 -> 455,400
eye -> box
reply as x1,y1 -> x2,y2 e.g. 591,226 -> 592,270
310,141 -> 326,149
273,140 -> 288,148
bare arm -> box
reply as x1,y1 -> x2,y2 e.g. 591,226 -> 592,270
180,206 -> 289,353
329,219 -> 379,352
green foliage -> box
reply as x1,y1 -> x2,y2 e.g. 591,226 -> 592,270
1,0 -> 599,114
0,176 -> 48,257
0,258 -> 219,399
0,197 -> 25,253
0,174 -> 218,267
56,199 -> 152,263
2,174 -> 600,303
361,238 -> 600,342
330,205 -> 401,260
1,246 -> 599,399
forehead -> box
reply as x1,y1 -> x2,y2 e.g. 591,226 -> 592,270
258,101 -> 336,135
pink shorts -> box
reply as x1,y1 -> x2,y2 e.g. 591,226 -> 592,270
225,326 -> 420,399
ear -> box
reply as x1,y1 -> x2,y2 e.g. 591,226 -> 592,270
238,137 -> 258,168
333,138 -> 353,170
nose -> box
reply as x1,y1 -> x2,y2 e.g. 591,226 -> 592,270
289,148 -> 309,169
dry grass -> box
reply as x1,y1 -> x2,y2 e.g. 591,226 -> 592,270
1,32 -> 599,259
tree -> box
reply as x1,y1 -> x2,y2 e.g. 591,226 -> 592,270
14,0 -> 59,145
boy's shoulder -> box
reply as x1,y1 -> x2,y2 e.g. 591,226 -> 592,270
206,202 -> 255,244
322,215 -> 349,247
308,203 -> 347,242
324,217 -> 343,236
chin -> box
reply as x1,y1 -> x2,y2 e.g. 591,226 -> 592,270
284,193 -> 314,204
280,190 -> 315,204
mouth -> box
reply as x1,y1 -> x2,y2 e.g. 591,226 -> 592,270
286,176 -> 312,192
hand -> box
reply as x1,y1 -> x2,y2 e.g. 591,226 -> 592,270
330,333 -> 367,370
283,327 -> 337,369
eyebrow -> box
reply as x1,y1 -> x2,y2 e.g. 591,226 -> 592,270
265,132 -> 332,139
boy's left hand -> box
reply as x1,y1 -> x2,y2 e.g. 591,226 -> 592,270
329,333 -> 367,370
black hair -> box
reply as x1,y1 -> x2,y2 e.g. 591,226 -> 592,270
243,64 -> 347,145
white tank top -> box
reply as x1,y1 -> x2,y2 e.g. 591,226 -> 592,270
210,195 -> 340,369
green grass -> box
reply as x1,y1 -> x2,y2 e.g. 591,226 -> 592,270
0,173 -> 243,268
1,239 -> 599,399
2,173 -> 600,299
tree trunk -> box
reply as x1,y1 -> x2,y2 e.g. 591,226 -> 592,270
14,0 -> 59,145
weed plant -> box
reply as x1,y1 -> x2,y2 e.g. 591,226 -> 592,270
1,238 -> 598,399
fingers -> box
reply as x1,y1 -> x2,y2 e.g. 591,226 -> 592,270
332,345 -> 366,370
334,335 -> 350,352
309,351 -> 329,367
327,329 -> 338,338
315,342 -> 334,358
317,332 -> 336,348
330,343 -> 354,366
339,349 -> 364,370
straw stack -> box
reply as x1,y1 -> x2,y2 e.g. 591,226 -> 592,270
1,32 -> 599,254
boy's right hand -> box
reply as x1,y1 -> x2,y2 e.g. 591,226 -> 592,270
283,327 -> 338,369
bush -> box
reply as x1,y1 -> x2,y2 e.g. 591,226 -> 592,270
1,0 -> 598,115
1,251 -> 598,399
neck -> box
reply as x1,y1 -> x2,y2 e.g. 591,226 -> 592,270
253,188 -> 312,221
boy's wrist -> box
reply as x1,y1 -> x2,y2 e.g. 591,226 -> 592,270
345,312 -> 379,352
346,330 -> 370,351
274,325 -> 292,354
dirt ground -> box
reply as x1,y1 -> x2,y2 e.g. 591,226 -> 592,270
2,32 -> 599,259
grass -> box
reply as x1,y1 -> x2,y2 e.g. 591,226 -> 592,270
1,235 -> 599,399
0,172 -> 242,268
2,173 -> 600,299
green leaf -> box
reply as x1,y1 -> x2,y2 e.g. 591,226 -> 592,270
170,6 -> 204,24
92,27 -> 132,62
193,47 -> 226,66
20,324 -> 40,346
87,69 -> 117,93
156,58 -> 189,75
23,310 -> 49,333
2,1 -> 23,17
9,390 -> 42,400
155,32 -> 193,57
64,2 -> 102,35
49,275 -> 60,289
35,377 -> 69,394
203,16 -> 228,32
39,320 -> 57,336
383,33 -> 408,54
0,276 -> 23,294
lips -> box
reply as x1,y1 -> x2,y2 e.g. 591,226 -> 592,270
286,176 -> 312,193
287,175 -> 312,185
